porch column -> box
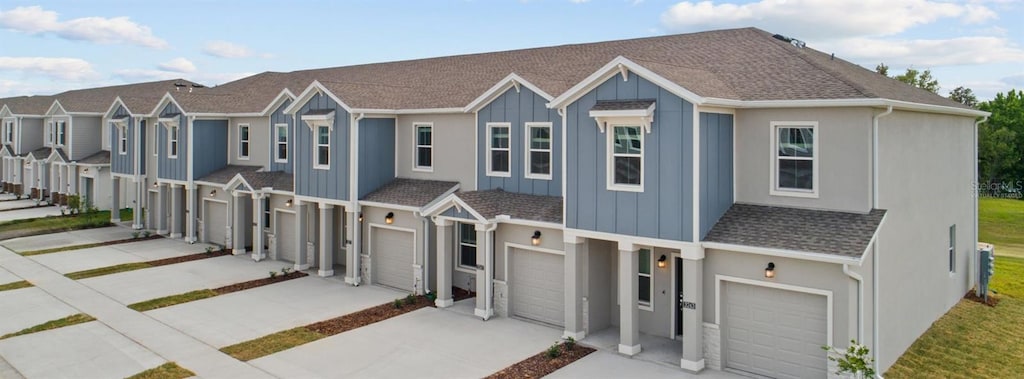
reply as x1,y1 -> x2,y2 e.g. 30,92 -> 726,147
186,184 -> 197,243
252,193 -> 266,261
344,208 -> 360,285
474,223 -> 495,320
156,184 -> 168,235
317,203 -> 334,277
681,256 -> 706,372
294,199 -> 309,271
110,176 -> 121,223
231,191 -> 246,255
68,163 -> 77,195
131,178 -> 143,230
37,162 -> 45,200
169,184 -> 182,238
564,237 -> 588,340
434,218 -> 453,307
618,241 -> 641,356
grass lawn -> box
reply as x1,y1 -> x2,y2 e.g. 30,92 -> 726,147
0,208 -> 133,241
128,289 -> 218,312
125,362 -> 194,379
886,198 -> 1024,378
65,262 -> 153,280
0,313 -> 96,340
0,280 -> 32,292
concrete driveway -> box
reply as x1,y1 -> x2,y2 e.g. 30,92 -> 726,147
0,267 -> 20,285
29,238 -> 217,275
2,226 -> 137,253
0,287 -> 78,337
0,206 -> 63,223
0,200 -> 41,211
251,306 -> 563,379
0,321 -> 165,379
549,350 -> 744,379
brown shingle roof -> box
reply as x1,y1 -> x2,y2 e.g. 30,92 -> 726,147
77,150 -> 110,165
456,189 -> 562,223
239,171 -> 294,192
362,178 -> 459,208
55,79 -> 198,114
0,95 -> 55,115
197,165 -> 262,185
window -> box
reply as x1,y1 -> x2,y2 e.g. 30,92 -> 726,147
56,121 -> 66,146
458,222 -> 477,270
3,120 -> 12,144
117,124 -> 127,155
314,125 -> 330,169
608,125 -> 643,190
275,124 -> 288,162
168,125 -> 179,158
238,124 -> 250,159
949,224 -> 956,273
263,197 -> 271,229
487,123 -> 510,176
526,122 -> 552,179
771,122 -> 818,197
48,121 -> 54,144
414,124 -> 432,170
638,248 -> 652,309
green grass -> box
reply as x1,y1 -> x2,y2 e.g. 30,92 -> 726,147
128,289 -> 218,312
220,327 -> 325,361
0,280 -> 32,292
125,362 -> 195,379
0,208 -> 133,241
65,262 -> 153,280
979,198 -> 1024,258
20,241 -> 113,256
0,313 -> 95,340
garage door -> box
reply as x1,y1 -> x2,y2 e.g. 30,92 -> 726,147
373,228 -> 414,292
724,282 -> 828,379
276,212 -> 296,262
204,201 -> 228,247
511,249 -> 564,327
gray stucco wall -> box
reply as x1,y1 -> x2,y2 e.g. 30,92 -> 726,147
566,72 -> 694,242
358,118 -> 396,199
70,115 -> 101,160
476,86 -> 562,196
229,117 -> 269,168
294,93 -> 349,201
110,105 -> 132,175
193,120 -> 228,180
20,118 -> 43,154
269,100 -> 293,173
395,114 -> 476,190
699,112 -> 734,239
157,103 -> 188,181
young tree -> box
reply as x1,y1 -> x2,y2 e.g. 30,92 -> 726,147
949,86 -> 978,107
875,63 -> 940,93
875,63 -> 889,77
978,90 -> 1024,184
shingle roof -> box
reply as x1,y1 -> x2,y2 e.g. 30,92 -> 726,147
362,178 -> 459,208
0,145 -> 13,156
703,203 -> 886,258
51,148 -> 69,162
456,189 -> 563,223
55,79 -> 198,114
197,165 -> 262,185
26,147 -> 51,160
77,150 -> 110,165
591,100 -> 656,111
169,72 -> 313,114
0,95 -> 55,115
239,171 -> 294,192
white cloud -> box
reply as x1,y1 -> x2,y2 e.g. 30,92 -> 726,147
0,57 -> 98,81
157,57 -> 196,73
660,0 -> 996,38
1003,74 -> 1024,87
202,40 -> 255,59
0,6 -> 167,48
818,36 -> 1024,67
569,0 -> 591,3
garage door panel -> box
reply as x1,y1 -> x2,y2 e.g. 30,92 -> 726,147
510,249 -> 564,327
373,228 -> 414,292
205,202 -> 227,247
277,212 -> 296,263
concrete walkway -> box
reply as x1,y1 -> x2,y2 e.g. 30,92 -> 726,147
0,321 -> 164,379
2,226 -> 137,253
29,238 -> 216,275
0,200 -> 42,211
0,206 -> 62,223
0,266 -> 21,285
0,287 -> 78,337
549,350 -> 744,379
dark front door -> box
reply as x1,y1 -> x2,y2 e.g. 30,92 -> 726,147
675,256 -> 683,336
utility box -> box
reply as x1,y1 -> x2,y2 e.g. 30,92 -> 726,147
978,244 -> 996,300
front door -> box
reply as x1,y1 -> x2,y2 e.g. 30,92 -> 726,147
675,256 -> 683,337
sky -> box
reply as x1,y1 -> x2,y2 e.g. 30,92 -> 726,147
0,0 -> 1022,101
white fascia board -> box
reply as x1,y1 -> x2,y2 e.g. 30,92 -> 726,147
300,111 -> 335,121
67,112 -> 104,116
358,200 -> 421,213
258,89 -> 297,116
701,241 -> 861,265
104,97 -> 129,120
348,107 -> 464,115
222,173 -> 254,192
44,100 -> 66,117
703,97 -> 989,118
421,194 -> 488,222
493,215 -> 563,229
148,92 -> 185,118
419,183 -> 461,212
0,105 -> 11,117
464,73 -> 555,113
548,56 -> 706,109
283,81 -> 353,115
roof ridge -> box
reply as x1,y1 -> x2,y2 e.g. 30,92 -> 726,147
756,32 -> 878,99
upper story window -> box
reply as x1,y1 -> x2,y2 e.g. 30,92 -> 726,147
56,120 -> 66,146
526,122 -> 552,180
275,124 -> 288,163
771,122 -> 818,198
168,125 -> 179,158
3,120 -> 12,144
486,123 -> 510,176
639,248 -> 653,310
315,125 -> 330,169
263,197 -> 271,229
458,222 -> 477,270
116,123 -> 127,155
414,123 -> 432,171
608,125 -> 643,191
47,121 -> 55,144
238,124 -> 250,159
949,224 -> 956,273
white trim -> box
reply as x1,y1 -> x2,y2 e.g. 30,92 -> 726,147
769,121 -> 819,198
412,123 -> 433,172
565,228 -> 703,258
358,200 -> 420,213
112,119 -> 128,155
292,195 -> 351,208
692,107 -> 701,244
284,81 -> 354,115
456,221 -> 479,272
493,215 -> 563,229
714,274 -> 834,347
486,122 -> 511,177
702,241 -> 861,265
638,247 -> 654,311
259,89 -> 297,116
549,57 -> 704,109
589,105 -> 655,134
524,122 -> 553,180
607,124 -> 644,192
464,73 -> 555,113
313,124 -> 330,170
502,241 -> 565,280
705,97 -> 988,117
274,123 -> 288,163
368,222 -> 418,267
237,123 -> 251,160
350,107 -> 463,115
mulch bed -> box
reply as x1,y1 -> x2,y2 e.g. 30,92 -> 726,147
965,289 -> 1001,306
452,287 -> 475,301
307,294 -> 432,335
147,249 -> 231,266
486,342 -> 596,379
213,271 -> 308,295
20,234 -> 163,256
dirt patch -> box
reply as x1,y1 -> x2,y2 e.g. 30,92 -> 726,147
213,271 -> 308,295
486,341 -> 596,379
147,249 -> 232,266
965,289 -> 1001,306
20,234 -> 162,256
307,294 -> 432,335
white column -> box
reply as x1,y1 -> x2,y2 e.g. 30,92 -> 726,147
564,236 -> 588,340
110,176 -> 121,223
318,203 -> 334,277
618,241 -> 641,356
186,184 -> 197,243
345,208 -> 361,285
251,193 -> 266,261
474,223 -> 495,320
68,163 -> 77,195
232,191 -> 246,255
681,256 -> 706,372
169,184 -> 182,238
294,199 -> 309,271
434,218 -> 453,307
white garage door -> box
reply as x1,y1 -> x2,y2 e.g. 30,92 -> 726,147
724,282 -> 828,379
511,249 -> 564,327
276,212 -> 296,263
204,201 -> 228,247
373,228 -> 414,292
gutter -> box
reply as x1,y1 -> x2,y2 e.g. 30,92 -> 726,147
973,116 -> 988,291
871,105 -> 892,377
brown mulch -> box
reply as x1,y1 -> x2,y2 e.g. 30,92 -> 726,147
965,289 -> 1001,307
486,342 -> 596,379
307,295 -> 432,335
213,271 -> 308,295
102,234 -> 163,245
452,287 -> 475,301
147,249 -> 231,267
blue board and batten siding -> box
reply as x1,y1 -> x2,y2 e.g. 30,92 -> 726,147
269,99 -> 293,173
442,207 -> 477,221
109,105 -> 133,175
357,118 -> 395,199
192,120 -> 228,179
566,73 -> 694,242
476,86 -> 562,196
294,93 -> 349,201
157,103 -> 188,181
699,113 -> 734,239
138,121 -> 146,176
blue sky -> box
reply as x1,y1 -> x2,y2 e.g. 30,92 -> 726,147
1,0 -> 1022,101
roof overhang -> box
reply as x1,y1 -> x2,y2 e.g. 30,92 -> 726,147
224,173 -> 256,192
104,97 -> 130,120
548,56 -> 705,109
588,100 -> 656,134
283,80 -> 353,115
259,88 -> 297,116
44,100 -> 67,117
46,148 -> 67,164
702,97 -> 990,118
463,73 -> 555,113
421,192 -> 489,223
149,92 -> 186,118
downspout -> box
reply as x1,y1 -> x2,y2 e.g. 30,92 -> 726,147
972,116 -> 987,291
871,105 -> 892,376
350,113 -> 365,285
483,222 -> 498,320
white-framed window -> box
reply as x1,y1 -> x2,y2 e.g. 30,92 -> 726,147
486,122 -> 510,176
3,120 -> 12,144
525,122 -> 552,179
949,224 -> 956,273
263,197 -> 271,230
148,121 -> 156,156
770,121 -> 818,198
56,120 -> 66,146
117,124 -> 127,155
47,121 -> 55,144
237,123 -> 250,159
168,125 -> 179,158
458,222 -> 477,270
414,123 -> 432,171
638,248 -> 653,310
274,123 -> 288,163
607,125 -> 643,191
314,125 -> 330,169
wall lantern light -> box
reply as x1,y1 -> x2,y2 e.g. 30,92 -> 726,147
83,168 -> 89,173
152,181 -> 159,188
285,199 -> 293,207
657,255 -> 667,268
765,262 -> 776,278
385,212 -> 394,224
358,213 -> 364,222
531,230 -> 542,246
208,189 -> 217,197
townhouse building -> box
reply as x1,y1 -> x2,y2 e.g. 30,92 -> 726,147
6,27 -> 985,378
0,95 -> 52,197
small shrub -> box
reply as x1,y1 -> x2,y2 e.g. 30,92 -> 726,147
404,294 -> 416,306
269,271 -> 278,279
563,336 -> 576,351
823,340 -> 876,378
546,343 -> 562,359
67,195 -> 81,214
281,267 -> 293,275
131,231 -> 141,239
205,246 -> 214,255
393,299 -> 403,309
143,230 -> 151,238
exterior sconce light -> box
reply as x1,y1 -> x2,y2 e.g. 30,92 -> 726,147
657,255 -> 667,268
83,168 -> 89,173
358,213 -> 363,222
385,212 -> 394,224
152,181 -> 158,188
531,230 -> 542,246
285,199 -> 292,207
208,189 -> 216,197
765,262 -> 776,278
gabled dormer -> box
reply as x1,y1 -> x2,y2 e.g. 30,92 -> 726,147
105,97 -> 146,177
284,81 -> 354,202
